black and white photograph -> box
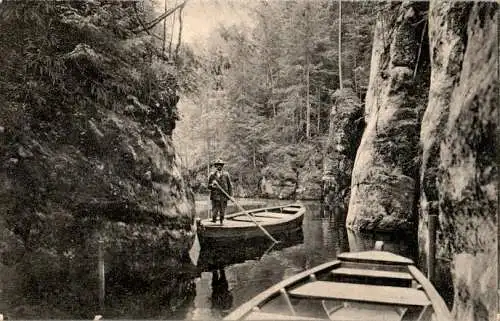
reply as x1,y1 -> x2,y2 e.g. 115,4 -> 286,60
0,0 -> 497,320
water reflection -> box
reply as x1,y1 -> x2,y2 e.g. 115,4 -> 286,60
336,220 -> 350,253
103,263 -> 198,319
178,201 -> 419,320
197,230 -> 304,272
211,269 -> 233,311
1,200 -> 420,319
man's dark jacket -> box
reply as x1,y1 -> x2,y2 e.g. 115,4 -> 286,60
208,170 -> 232,201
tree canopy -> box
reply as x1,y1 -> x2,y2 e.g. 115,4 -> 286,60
175,0 -> 377,195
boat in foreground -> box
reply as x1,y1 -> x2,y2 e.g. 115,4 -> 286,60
224,245 -> 452,321
196,203 -> 305,244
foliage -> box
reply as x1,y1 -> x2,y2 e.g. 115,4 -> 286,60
175,0 -> 376,195
0,0 -> 182,132
0,1 -> 199,313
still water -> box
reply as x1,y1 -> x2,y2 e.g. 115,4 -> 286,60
0,200 -> 420,319
172,200 -> 418,320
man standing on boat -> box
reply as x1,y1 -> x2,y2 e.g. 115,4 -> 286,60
208,159 -> 232,224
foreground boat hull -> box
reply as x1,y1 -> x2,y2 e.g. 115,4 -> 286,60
224,249 -> 452,321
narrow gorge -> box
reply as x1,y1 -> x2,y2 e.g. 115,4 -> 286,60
323,2 -> 497,320
0,1 -> 496,320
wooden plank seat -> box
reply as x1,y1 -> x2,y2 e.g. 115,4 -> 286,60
230,217 -> 265,222
338,251 -> 414,265
244,311 -> 327,320
253,212 -> 291,219
331,267 -> 413,281
288,281 -> 431,306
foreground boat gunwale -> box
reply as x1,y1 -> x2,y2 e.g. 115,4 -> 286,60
223,260 -> 342,321
408,265 -> 452,321
224,251 -> 453,321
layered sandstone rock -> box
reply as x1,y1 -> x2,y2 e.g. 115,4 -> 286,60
347,2 -> 430,232
420,2 -> 498,320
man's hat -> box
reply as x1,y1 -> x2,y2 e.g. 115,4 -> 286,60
213,158 -> 225,165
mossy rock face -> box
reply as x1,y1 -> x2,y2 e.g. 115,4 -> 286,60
347,2 -> 430,232
347,172 -> 416,232
323,88 -> 364,212
450,254 -> 496,321
419,2 -> 497,321
0,2 -> 196,317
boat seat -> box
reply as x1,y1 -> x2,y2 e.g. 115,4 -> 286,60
231,217 -> 264,222
338,251 -> 414,265
288,281 -> 431,306
253,212 -> 288,219
244,311 -> 327,320
331,268 -> 413,286
282,207 -> 298,211
332,268 -> 413,281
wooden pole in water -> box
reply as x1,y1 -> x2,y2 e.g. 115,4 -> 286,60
427,214 -> 437,283
97,236 -> 105,311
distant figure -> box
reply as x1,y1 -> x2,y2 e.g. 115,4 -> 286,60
208,159 -> 232,224
211,269 -> 233,311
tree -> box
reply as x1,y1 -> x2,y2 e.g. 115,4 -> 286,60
338,0 -> 343,90
0,0 -> 202,315
175,0 -> 377,195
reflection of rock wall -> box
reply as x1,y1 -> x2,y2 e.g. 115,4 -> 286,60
104,263 -> 197,319
420,3 -> 497,321
347,2 -> 430,232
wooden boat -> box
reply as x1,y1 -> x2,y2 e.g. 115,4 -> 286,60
196,203 -> 305,244
224,245 -> 452,321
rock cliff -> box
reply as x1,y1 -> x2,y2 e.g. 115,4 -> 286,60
0,2 -> 196,317
343,1 -> 497,320
347,2 -> 430,232
322,88 -> 364,218
420,2 -> 497,320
